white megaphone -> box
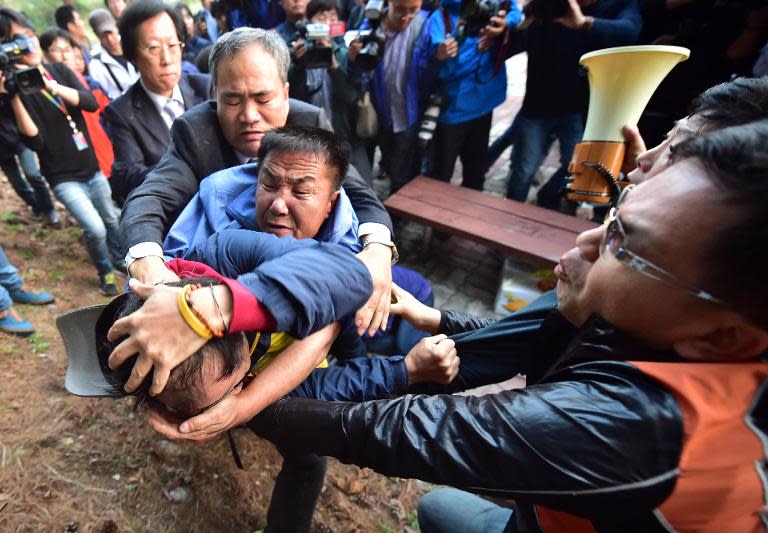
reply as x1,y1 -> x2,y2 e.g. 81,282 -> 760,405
566,45 -> 690,204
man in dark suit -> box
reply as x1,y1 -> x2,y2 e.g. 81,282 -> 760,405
120,25 -> 395,342
104,0 -> 212,206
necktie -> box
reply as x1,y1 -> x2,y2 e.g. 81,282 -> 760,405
162,98 -> 184,129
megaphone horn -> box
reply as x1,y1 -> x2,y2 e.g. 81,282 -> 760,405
566,45 -> 690,204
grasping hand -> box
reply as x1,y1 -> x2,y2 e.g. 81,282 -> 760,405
128,255 -> 180,285
107,279 -> 232,395
354,243 -> 393,336
554,0 -> 591,30
148,391 -> 246,441
621,123 -> 647,179
437,35 -> 458,61
405,334 -> 459,385
390,283 -> 441,334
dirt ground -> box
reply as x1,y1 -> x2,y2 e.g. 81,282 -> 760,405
0,184 -> 429,532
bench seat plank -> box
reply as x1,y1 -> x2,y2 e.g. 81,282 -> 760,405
385,177 -> 598,266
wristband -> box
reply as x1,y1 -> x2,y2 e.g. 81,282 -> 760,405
178,285 -> 214,340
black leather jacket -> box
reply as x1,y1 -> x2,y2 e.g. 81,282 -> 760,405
250,313 -> 691,532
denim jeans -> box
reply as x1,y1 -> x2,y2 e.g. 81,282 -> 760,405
53,173 -> 121,276
0,148 -> 55,215
0,244 -> 24,312
505,112 -> 583,204
418,488 -> 514,533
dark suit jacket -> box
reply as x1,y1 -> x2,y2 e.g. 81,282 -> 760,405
119,98 -> 392,251
104,72 -> 211,206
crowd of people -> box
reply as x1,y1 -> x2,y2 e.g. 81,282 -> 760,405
1,0 -> 767,531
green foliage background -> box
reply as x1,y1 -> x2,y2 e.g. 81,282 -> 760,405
4,0 -> 104,36
2,0 -> 202,37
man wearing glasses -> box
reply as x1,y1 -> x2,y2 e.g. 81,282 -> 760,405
246,119 -> 768,532
103,0 -> 211,206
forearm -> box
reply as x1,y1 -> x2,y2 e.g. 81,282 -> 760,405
343,165 -> 393,231
250,376 -> 683,498
236,322 -> 341,423
54,83 -> 82,107
439,310 -> 496,335
10,95 -> 38,137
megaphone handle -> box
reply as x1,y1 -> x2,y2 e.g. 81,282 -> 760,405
566,141 -> 626,204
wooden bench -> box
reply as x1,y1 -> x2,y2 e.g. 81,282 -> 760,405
384,176 -> 598,267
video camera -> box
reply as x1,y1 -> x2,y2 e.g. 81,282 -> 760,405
459,0 -> 501,38
351,0 -> 386,71
0,35 -> 45,96
293,20 -> 346,69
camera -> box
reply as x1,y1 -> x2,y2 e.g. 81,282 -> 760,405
363,0 -> 385,20
459,0 -> 500,38
354,25 -> 386,71
521,0 -> 570,21
293,21 -> 346,69
418,94 -> 443,148
351,0 -> 386,70
0,35 -> 45,95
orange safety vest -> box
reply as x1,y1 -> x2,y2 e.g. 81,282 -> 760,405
535,360 -> 768,533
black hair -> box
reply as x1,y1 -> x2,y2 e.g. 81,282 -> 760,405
100,277 -> 245,415
306,0 -> 339,20
54,5 -> 77,30
194,43 -> 213,73
210,0 -> 227,20
173,2 -> 193,41
39,27 -> 73,53
0,7 -> 34,42
257,126 -> 351,190
118,0 -> 185,62
671,119 -> 768,328
689,77 -> 768,131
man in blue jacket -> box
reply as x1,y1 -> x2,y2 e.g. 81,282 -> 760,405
349,0 -> 434,193
426,0 -> 521,190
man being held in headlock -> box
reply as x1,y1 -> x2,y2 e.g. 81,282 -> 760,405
106,230 -> 454,533
77,229 -> 456,421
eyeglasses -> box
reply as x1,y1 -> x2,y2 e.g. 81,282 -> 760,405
139,41 -> 184,57
189,376 -> 245,418
47,46 -> 74,55
601,185 -> 724,305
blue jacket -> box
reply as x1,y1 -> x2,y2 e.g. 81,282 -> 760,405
191,230 -> 411,401
228,0 -> 285,30
163,162 -> 361,259
426,0 -> 521,124
189,229 -> 372,337
358,11 -> 435,130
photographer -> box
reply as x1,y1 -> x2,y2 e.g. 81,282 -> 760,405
278,0 -> 372,179
490,0 -> 641,208
425,0 -> 521,191
349,0 -> 434,193
0,11 -> 58,226
0,8 -> 124,296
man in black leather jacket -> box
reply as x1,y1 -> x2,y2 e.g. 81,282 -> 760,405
248,121 -> 768,532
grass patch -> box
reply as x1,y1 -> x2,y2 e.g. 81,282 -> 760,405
27,333 -> 50,353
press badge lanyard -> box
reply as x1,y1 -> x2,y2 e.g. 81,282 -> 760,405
40,71 -> 89,151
